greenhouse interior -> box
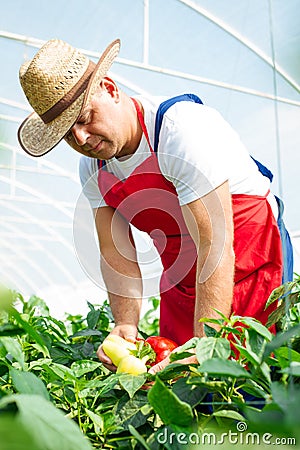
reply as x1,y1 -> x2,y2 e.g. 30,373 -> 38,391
0,0 -> 300,450
1,1 -> 299,316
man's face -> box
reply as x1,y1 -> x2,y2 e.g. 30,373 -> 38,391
65,78 -> 133,160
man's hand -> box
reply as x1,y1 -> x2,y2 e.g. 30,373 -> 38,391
148,347 -> 198,374
97,324 -> 138,372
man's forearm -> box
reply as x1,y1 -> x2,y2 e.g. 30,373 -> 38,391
181,182 -> 235,338
100,252 -> 143,327
194,244 -> 235,337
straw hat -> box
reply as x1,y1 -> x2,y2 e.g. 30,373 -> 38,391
18,38 -> 120,157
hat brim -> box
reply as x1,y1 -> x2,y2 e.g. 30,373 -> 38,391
18,39 -> 121,157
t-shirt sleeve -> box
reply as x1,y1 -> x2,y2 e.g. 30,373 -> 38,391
79,156 -> 107,208
157,103 -> 243,205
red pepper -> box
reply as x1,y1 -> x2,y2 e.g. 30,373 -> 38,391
145,336 -> 178,365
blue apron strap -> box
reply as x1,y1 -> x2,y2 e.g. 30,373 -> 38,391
251,156 -> 274,182
154,94 -> 203,152
250,158 -> 293,282
275,196 -> 294,283
97,159 -> 106,170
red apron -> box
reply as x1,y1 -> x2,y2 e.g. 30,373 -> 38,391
97,100 -> 283,345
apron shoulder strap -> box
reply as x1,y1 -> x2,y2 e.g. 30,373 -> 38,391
154,94 -> 203,152
251,156 -> 273,182
154,93 -> 274,185
97,158 -> 106,170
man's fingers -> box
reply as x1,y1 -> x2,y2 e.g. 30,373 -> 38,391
148,356 -> 171,374
124,334 -> 136,342
97,344 -> 114,365
102,361 -> 117,372
148,352 -> 198,375
97,345 -> 117,372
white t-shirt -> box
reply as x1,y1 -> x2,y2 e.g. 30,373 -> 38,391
79,95 -> 278,217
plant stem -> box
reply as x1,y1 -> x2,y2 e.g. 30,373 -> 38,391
74,382 -> 83,431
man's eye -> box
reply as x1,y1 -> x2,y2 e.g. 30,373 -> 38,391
77,113 -> 90,124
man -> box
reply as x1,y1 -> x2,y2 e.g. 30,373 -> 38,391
18,38 -> 293,373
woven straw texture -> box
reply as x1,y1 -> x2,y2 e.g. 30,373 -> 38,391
20,39 -> 90,115
18,94 -> 85,156
18,38 -> 120,156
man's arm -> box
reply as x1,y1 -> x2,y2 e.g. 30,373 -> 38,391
181,180 -> 235,336
149,181 -> 234,374
94,206 -> 143,369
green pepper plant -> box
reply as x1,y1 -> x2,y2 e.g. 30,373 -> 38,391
0,276 -> 299,449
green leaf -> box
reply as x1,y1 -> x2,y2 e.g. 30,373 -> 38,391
281,362 -> 300,376
246,328 -> 266,357
268,381 -> 300,426
195,337 -> 231,364
0,285 -> 14,311
270,381 -> 290,413
263,324 -> 300,359
100,410 -> 118,436
46,317 -> 68,338
118,374 -> 147,398
198,317 -> 223,325
148,377 -> 194,426
233,344 -> 260,365
187,378 -> 227,394
0,362 -> 9,378
258,361 -> 272,384
25,295 -> 50,317
0,342 -> 8,359
204,324 -> 217,337
0,415 -> 42,450
0,325 -> 24,337
114,392 -> 150,431
240,379 -> 268,399
43,362 -> 76,381
0,394 -> 93,450
172,377 -> 207,407
266,306 -> 286,328
213,409 -> 246,421
237,317 -> 272,341
85,373 -> 120,397
221,326 -> 243,336
155,363 -> 193,381
212,308 -> 230,321
10,367 -> 49,400
198,358 -> 252,378
265,283 -> 292,309
70,329 -> 102,338
28,358 -> 52,371
275,347 -> 300,367
128,424 -> 152,450
70,360 -> 102,377
8,307 -> 49,355
85,408 -> 104,434
266,293 -> 300,328
176,337 -> 199,351
81,341 -> 96,358
31,343 -> 50,358
169,351 -> 194,362
87,309 -> 101,329
0,337 -> 25,369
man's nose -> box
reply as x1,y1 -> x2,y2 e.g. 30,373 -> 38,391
71,124 -> 89,146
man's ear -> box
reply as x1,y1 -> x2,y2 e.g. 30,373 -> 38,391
100,77 -> 120,101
